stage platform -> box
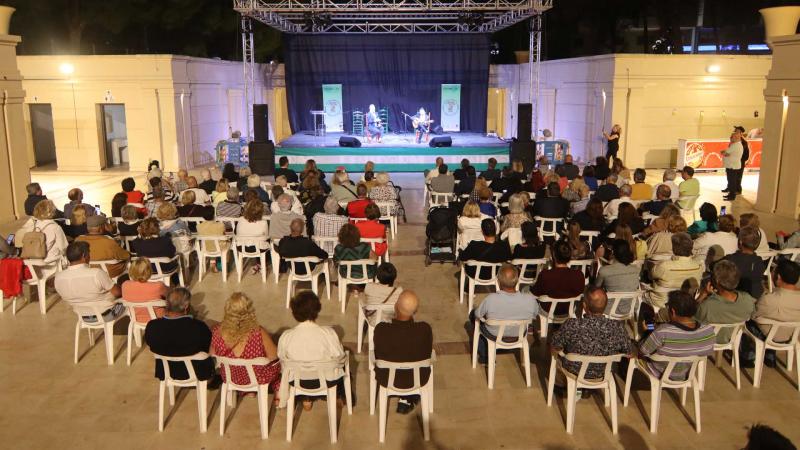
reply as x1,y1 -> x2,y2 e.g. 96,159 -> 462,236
276,131 -> 509,172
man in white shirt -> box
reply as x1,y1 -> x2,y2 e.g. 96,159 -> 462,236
722,132 -> 743,201
603,184 -> 633,219
425,157 -> 446,182
54,241 -> 124,321
653,169 -> 680,201
693,215 -> 739,261
278,290 -> 346,409
185,176 -> 212,205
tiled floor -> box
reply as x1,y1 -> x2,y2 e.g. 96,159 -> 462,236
1,168 -> 799,449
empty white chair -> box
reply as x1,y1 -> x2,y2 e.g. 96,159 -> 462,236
285,257 -> 331,308
281,352 -> 353,443
511,258 -> 548,291
778,248 -> 800,262
471,318 -> 531,389
375,201 -> 398,239
375,355 -> 434,443
217,356 -> 274,439
21,259 -> 61,315
269,239 -> 281,282
624,354 -> 705,433
71,301 -> 127,365
578,230 -> 601,249
234,236 -> 268,283
698,322 -> 745,390
153,352 -> 211,433
546,352 -> 624,434
458,261 -> 501,316
148,255 -> 185,287
194,235 -> 234,282
536,295 -> 582,338
122,299 -> 166,365
605,291 -> 642,339
743,319 -> 800,389
357,299 -> 396,353
534,216 -> 564,240
312,235 -> 338,256
362,237 -> 390,263
337,259 -> 377,313
756,250 -> 778,292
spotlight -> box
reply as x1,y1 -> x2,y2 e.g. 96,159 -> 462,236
706,64 -> 721,73
59,62 -> 74,75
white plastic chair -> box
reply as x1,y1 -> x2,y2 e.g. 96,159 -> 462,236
357,299 -> 395,353
153,352 -> 211,433
21,259 -> 62,315
375,355 -> 434,443
534,216 -> 564,240
623,354 -> 705,433
698,322 -> 745,390
312,235 -> 338,256
375,201 -> 398,239
605,291 -> 642,339
458,261 -> 501,316
181,216 -> 206,233
362,237 -> 390,263
546,352 -> 624,434
756,250 -> 778,293
285,257 -> 331,308
677,195 -> 699,222
269,239 -> 281,282
743,319 -> 800,389
120,235 -> 138,253
579,230 -> 601,249
281,352 -> 353,443
71,301 -> 127,365
337,259 -> 377,313
121,299 -> 165,365
511,258 -> 548,291
148,255 -> 185,287
429,192 -> 454,208
777,248 -> 800,262
568,259 -> 594,285
234,236 -> 268,283
216,356 -> 275,439
195,235 -> 234,282
536,295 -> 582,338
471,318 -> 531,389
91,259 -> 128,284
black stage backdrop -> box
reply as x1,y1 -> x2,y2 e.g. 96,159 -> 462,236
284,34 -> 490,134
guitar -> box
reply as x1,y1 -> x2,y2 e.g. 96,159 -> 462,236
412,117 -> 435,128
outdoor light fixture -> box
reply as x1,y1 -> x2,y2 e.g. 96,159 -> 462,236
59,63 -> 75,75
706,65 -> 721,74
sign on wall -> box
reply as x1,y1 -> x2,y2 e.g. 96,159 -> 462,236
678,138 -> 762,170
322,84 -> 344,132
440,84 -> 461,132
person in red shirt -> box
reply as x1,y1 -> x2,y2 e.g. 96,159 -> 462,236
355,203 -> 387,256
122,177 -> 145,205
347,183 -> 374,219
532,239 -> 586,315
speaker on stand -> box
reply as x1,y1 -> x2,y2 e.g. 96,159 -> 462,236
249,104 -> 275,175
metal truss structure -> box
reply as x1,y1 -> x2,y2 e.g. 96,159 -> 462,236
233,0 -> 552,138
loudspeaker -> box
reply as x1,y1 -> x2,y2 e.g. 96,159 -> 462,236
509,140 -> 537,173
253,104 -> 269,142
428,136 -> 452,148
517,103 -> 532,142
339,136 -> 362,148
248,140 -> 275,176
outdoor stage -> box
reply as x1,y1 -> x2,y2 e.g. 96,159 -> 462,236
276,131 -> 510,173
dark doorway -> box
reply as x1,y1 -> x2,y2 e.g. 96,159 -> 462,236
29,104 -> 57,167
98,104 -> 128,169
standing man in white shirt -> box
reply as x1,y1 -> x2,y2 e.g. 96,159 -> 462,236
722,132 -> 743,201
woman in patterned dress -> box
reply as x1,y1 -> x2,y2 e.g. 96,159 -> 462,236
211,292 -> 281,403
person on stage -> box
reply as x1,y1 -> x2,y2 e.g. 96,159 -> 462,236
413,107 -> 432,144
602,124 -> 621,167
366,104 -> 383,143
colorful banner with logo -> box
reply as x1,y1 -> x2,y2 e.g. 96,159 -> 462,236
536,140 -> 570,165
440,84 -> 461,132
322,84 -> 344,132
678,138 -> 762,170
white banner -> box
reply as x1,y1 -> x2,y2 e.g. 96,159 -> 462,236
440,84 -> 461,132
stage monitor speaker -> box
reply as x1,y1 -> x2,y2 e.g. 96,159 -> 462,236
339,136 -> 362,148
253,104 -> 269,142
429,136 -> 452,148
509,140 -> 537,174
517,103 -> 532,142
249,140 -> 275,176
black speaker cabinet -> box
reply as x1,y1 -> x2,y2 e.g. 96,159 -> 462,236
253,104 -> 269,143
339,136 -> 362,148
517,103 -> 533,142
248,140 -> 275,176
509,140 -> 537,174
428,136 -> 452,148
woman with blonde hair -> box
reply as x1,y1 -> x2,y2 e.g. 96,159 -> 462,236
646,215 -> 688,258
458,201 -> 489,250
65,204 -> 90,239
368,172 -> 397,201
500,193 -> 531,233
330,169 -> 358,203
118,204 -> 142,237
211,292 -> 281,403
121,257 -> 168,323
212,179 -> 230,205
155,201 -> 189,237
641,203 -> 681,237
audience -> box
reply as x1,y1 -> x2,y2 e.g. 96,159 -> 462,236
244,174 -> 269,203
211,292 -> 282,403
270,185 -> 303,215
172,169 -> 189,194
278,291 -> 346,410
121,257 -> 168,323
550,286 -> 634,379
724,226 -> 767,299
199,169 -> 217,195
572,198 -> 606,232
570,184 -> 591,215
638,184 -> 672,216
131,217 -> 177,273
594,156 -> 610,181
144,185 -> 167,218
54,241 -> 125,320
512,221 -> 547,259
745,260 -> 800,367
694,214 -> 738,260
313,196 -> 349,249
274,156 -> 299,184
500,194 -> 531,233
566,221 -> 592,260
603,184 -> 632,218
455,167 -> 477,197
111,192 -> 128,218
695,260 -> 756,344
347,184 -> 373,219
425,157 -> 446,182
64,188 -> 96,219
459,219 -> 511,280
270,195 -> 305,241
117,205 -> 142,237
594,173 -> 621,202
216,186 -> 243,219
677,166 -> 700,208
645,215 -> 688,259
603,202 -> 645,237
532,240 -> 586,314
477,187 -> 497,218
777,215 -> 800,250
453,158 -> 474,181
641,203 -> 681,238
533,182 -> 569,219
76,216 -> 130,280
145,177 -> 176,203
369,172 -> 398,204
277,218 -> 328,275
430,164 -> 455,194
647,233 -> 703,311
156,202 -> 189,239
144,287 -> 216,383
582,165 -> 599,191
222,163 -> 240,184
334,223 -> 377,279
212,179 -> 230,205
595,239 -> 641,307
64,204 -> 90,239
331,170 -> 358,203
739,213 -> 770,254
363,262 -> 403,326
480,157 -> 501,182
24,182 -> 60,217
185,176 -> 212,205
355,203 -> 388,257
177,191 -> 214,226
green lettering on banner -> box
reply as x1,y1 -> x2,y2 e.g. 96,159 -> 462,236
440,84 -> 461,132
322,84 -> 343,132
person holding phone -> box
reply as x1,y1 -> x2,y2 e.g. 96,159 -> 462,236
0,233 -> 14,258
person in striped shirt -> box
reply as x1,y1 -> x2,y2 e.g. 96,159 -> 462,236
637,290 -> 715,380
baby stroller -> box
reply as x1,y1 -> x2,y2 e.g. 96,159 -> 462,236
425,205 -> 458,266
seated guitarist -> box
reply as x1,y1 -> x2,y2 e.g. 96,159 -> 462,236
413,107 -> 432,144
366,104 -> 382,143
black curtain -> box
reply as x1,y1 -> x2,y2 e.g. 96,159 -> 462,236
283,34 -> 490,134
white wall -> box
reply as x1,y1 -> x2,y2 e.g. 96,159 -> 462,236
492,54 -> 772,168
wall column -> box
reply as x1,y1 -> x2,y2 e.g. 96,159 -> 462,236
0,34 -> 29,222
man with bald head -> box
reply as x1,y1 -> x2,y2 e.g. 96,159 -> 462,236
550,286 -> 634,380
277,218 -> 327,275
471,263 -> 538,365
374,290 -> 433,414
